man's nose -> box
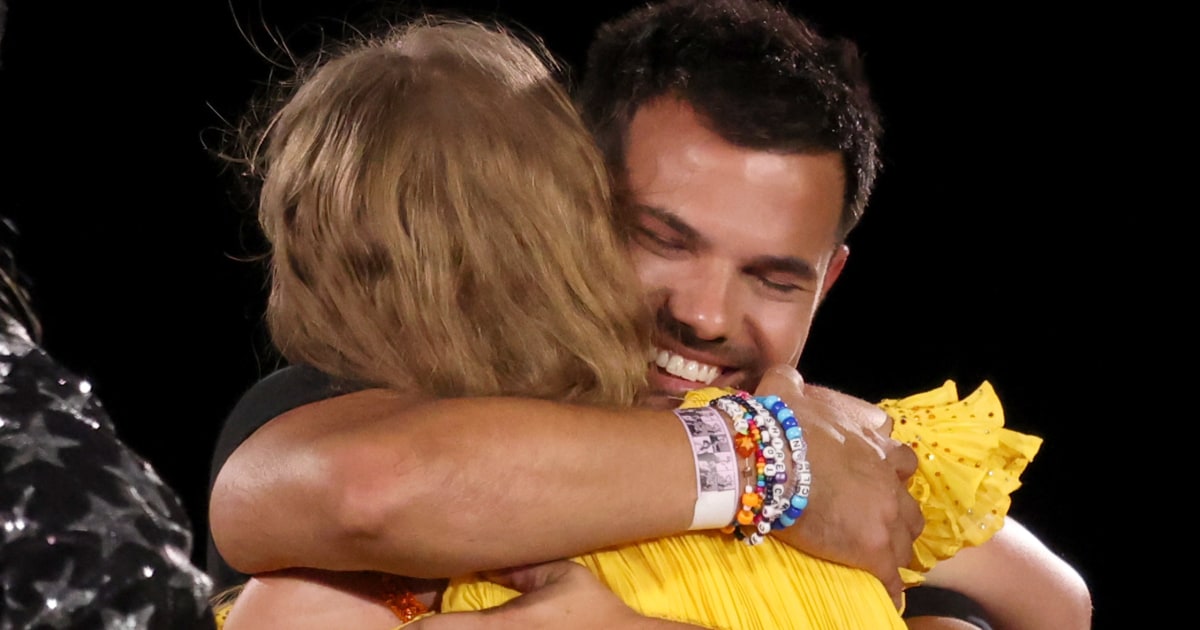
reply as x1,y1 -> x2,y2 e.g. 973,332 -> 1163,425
667,264 -> 739,342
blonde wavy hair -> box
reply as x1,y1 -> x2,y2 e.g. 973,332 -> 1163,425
247,18 -> 650,406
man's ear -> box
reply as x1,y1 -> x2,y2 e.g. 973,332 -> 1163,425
818,244 -> 849,302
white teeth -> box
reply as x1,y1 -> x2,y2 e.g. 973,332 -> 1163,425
651,347 -> 721,385
666,354 -> 684,373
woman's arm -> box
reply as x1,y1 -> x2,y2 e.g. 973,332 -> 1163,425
219,563 -> 709,630
219,570 -> 412,630
921,518 -> 1091,630
419,561 -> 710,629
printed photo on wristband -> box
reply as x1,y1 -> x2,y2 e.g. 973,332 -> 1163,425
672,406 -> 739,530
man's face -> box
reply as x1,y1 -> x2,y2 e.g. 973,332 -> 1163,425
622,97 -> 849,408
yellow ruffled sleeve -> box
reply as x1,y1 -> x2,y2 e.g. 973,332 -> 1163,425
880,380 -> 1042,583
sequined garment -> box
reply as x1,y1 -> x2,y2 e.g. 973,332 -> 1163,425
0,316 -> 214,629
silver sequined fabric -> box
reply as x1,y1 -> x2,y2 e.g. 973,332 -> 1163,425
0,316 -> 214,629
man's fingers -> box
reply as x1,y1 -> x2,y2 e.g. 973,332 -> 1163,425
862,553 -> 906,610
901,486 -> 925,542
884,440 -> 923,541
893,520 -> 916,571
888,440 -> 918,481
882,570 -> 905,610
755,364 -> 805,396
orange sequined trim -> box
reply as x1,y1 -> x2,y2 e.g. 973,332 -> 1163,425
379,574 -> 432,622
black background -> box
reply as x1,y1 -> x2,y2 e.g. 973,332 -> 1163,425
1,1 -> 1138,627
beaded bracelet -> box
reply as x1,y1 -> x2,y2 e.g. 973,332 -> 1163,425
705,394 -> 759,539
680,387 -> 808,546
758,394 -> 810,529
711,391 -> 788,546
738,393 -> 794,542
740,396 -> 783,527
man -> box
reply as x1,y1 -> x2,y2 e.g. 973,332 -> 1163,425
208,1 -> 1089,627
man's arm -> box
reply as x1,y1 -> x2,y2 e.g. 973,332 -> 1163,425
211,390 -> 697,577
209,366 -> 921,594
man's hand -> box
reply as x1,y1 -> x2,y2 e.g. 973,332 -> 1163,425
415,561 -> 707,629
755,365 -> 923,606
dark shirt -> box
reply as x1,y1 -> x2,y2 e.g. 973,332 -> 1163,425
206,364 -> 349,591
205,365 -> 992,628
905,586 -> 993,629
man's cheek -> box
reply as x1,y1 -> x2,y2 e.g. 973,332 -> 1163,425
630,249 -> 671,294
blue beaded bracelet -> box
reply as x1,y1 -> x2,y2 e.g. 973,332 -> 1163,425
757,395 -> 810,530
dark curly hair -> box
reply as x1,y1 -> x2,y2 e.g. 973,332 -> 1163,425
579,0 -> 881,240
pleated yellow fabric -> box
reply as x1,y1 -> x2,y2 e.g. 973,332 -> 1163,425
444,533 -> 905,629
441,381 -> 1042,629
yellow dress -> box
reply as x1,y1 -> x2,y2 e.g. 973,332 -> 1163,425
440,381 -> 1042,630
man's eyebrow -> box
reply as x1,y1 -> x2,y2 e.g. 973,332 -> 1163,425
634,204 -> 706,247
637,204 -> 819,280
746,255 -> 819,283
